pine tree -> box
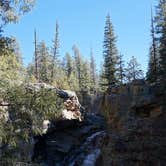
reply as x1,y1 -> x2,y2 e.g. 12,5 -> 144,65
82,61 -> 92,92
34,29 -> 39,80
37,41 -> 51,82
151,8 -> 158,76
0,36 -> 16,56
6,36 -> 22,62
0,0 -> 35,27
117,53 -> 125,84
147,8 -> 158,83
72,45 -> 82,90
0,37 -> 23,87
90,48 -> 97,93
147,45 -> 158,83
51,21 -> 60,82
65,52 -> 73,78
155,0 -> 166,82
72,45 -> 94,93
64,52 -> 79,90
102,14 -> 118,89
99,62 -> 108,92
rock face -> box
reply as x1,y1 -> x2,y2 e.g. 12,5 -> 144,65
99,80 -> 166,166
32,113 -> 108,166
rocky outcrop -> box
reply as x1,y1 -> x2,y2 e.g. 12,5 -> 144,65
99,80 -> 166,166
33,113 -> 108,166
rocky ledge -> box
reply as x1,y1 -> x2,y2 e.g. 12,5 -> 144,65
32,113 -> 108,166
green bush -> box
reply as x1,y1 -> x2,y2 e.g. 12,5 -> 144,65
0,84 -> 64,162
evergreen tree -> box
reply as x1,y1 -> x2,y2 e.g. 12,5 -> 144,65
34,29 -> 39,80
99,62 -> 108,92
102,14 -> 118,89
155,0 -> 166,83
147,45 -> 159,83
63,52 -> 79,90
147,8 -> 158,83
80,60 -> 91,92
117,53 -> 125,84
10,37 -> 22,64
51,21 -> 60,82
0,37 -> 23,87
125,56 -> 144,82
26,63 -> 37,83
37,41 -> 51,82
72,45 -> 93,92
72,45 -> 82,89
0,0 -> 35,31
0,36 -> 16,56
29,39 -> 60,84
90,48 -> 97,92
65,52 -> 73,78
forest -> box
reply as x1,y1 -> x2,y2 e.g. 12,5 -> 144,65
0,0 -> 166,165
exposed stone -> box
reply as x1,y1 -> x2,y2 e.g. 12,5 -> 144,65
98,80 -> 166,166
82,149 -> 101,166
33,114 -> 108,166
42,120 -> 51,134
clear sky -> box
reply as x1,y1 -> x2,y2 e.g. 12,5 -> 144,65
5,0 -> 155,73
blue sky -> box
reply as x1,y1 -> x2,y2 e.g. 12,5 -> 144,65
5,0 -> 155,73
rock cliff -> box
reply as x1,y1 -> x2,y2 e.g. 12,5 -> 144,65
99,80 -> 166,166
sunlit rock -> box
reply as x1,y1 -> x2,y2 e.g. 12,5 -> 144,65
42,120 -> 50,134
